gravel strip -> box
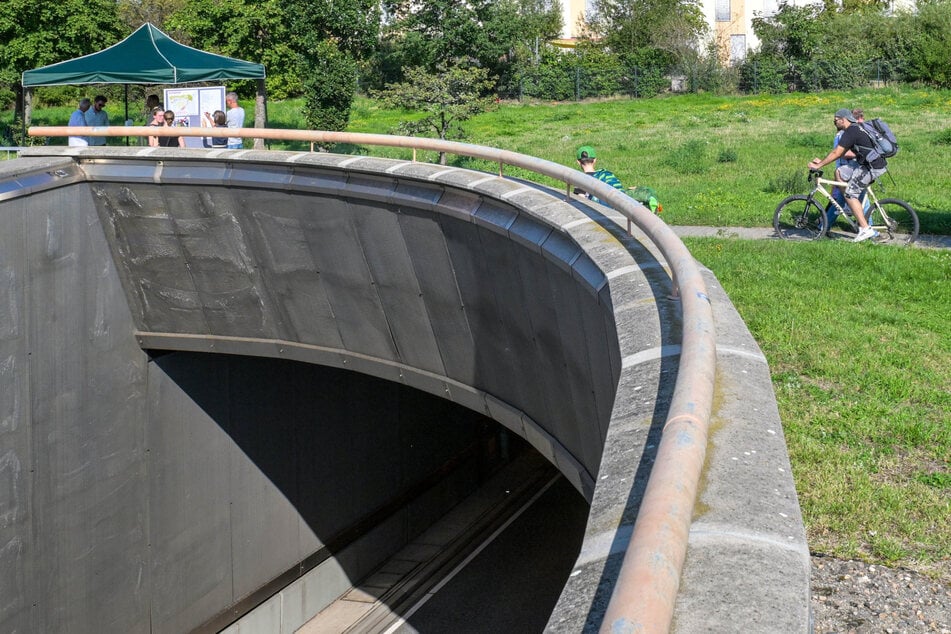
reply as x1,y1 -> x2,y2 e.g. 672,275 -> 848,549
812,554 -> 951,633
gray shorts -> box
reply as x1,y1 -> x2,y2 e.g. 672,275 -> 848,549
839,164 -> 887,199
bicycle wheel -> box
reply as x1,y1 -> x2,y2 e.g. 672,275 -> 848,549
874,198 -> 919,245
773,195 -> 828,241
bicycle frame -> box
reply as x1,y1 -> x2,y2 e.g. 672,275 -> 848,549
810,175 -> 887,232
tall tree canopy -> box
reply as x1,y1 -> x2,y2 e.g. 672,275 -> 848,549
0,0 -> 124,112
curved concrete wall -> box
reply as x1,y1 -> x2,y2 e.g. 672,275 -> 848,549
0,149 -> 810,633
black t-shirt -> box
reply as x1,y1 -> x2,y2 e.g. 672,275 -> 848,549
837,123 -> 887,169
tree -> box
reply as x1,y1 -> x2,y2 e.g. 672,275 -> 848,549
373,64 -> 496,164
117,0 -> 186,31
278,0 -> 381,131
583,0 -> 706,75
378,0 -> 562,88
0,0 -> 124,114
166,0 -> 301,99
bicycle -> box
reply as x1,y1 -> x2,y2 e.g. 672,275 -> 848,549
773,169 -> 919,244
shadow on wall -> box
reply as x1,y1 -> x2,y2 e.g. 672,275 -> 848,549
149,351 -> 576,630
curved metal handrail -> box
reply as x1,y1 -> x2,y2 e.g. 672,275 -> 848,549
29,124 -> 716,633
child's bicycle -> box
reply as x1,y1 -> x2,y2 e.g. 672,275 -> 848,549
773,169 -> 919,244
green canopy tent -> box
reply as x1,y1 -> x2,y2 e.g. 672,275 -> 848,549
22,23 -> 267,147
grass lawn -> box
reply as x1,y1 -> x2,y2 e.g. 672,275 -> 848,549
686,237 -> 951,581
7,87 -> 950,579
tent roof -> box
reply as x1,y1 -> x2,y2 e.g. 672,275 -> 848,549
22,23 -> 265,87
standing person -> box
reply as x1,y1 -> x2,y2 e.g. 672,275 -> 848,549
145,94 -> 161,118
225,92 -> 245,149
151,110 -> 185,148
147,106 -> 165,146
809,108 -> 886,243
202,110 -> 229,148
85,95 -> 110,146
67,98 -> 91,146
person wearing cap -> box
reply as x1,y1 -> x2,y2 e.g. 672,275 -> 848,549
575,145 -> 628,205
575,146 -> 662,213
809,108 -> 887,242
85,95 -> 110,146
826,107 -> 870,227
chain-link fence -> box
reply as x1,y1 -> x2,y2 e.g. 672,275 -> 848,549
502,59 -> 912,102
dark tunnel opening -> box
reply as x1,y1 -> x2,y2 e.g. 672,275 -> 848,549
148,350 -> 588,631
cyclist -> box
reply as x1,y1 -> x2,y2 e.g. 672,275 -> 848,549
827,107 -> 870,228
809,108 -> 886,242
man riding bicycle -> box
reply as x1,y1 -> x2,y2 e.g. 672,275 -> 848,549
809,108 -> 887,243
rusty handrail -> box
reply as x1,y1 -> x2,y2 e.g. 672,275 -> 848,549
29,124 -> 716,632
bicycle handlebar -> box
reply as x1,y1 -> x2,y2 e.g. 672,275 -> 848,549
808,168 -> 823,182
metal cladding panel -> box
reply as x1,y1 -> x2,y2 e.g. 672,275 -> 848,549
399,211 -> 477,383
0,196 -> 34,634
11,186 -> 152,632
389,179 -> 444,212
81,159 -> 160,183
349,201 -> 445,374
471,199 -> 518,235
227,163 -> 293,188
160,187 -> 272,338
345,173 -> 397,205
297,200 -> 398,360
287,169 -> 349,196
540,229 -> 584,273
550,278 -> 608,473
506,214 -> 554,253
157,160 -> 230,186
439,219 -> 520,399
474,235 -> 553,431
90,183 -> 208,334
507,245 -> 588,461
145,359 -> 236,632
247,200 -> 345,349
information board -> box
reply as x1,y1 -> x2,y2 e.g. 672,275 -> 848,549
163,86 -> 226,148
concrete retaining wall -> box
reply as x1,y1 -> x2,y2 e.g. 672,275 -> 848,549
0,148 -> 810,632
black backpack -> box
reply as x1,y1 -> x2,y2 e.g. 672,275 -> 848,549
856,118 -> 899,163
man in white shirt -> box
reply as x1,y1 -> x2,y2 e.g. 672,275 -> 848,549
225,92 -> 245,149
85,95 -> 110,146
68,98 -> 91,146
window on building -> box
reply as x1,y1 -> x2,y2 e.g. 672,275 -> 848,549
716,0 -> 730,21
730,34 -> 747,64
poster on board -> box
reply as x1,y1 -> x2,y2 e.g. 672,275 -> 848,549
163,86 -> 226,148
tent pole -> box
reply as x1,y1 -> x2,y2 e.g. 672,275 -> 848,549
125,84 -> 130,146
22,88 -> 32,145
255,78 -> 267,150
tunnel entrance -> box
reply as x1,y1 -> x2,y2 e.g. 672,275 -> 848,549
148,351 -> 587,631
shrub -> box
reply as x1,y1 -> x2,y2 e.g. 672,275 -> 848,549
764,170 -> 807,194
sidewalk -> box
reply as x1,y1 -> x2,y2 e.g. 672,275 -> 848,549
669,225 -> 951,249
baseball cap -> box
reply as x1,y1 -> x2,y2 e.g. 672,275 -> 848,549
576,145 -> 596,160
834,108 -> 856,123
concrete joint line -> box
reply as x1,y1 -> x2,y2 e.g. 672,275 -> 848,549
385,162 -> 408,174
688,523 -> 809,554
562,217 -> 594,230
427,167 -> 459,181
500,185 -> 534,200
338,156 -> 365,168
715,345 -> 768,364
468,174 -> 500,188
621,345 -> 682,369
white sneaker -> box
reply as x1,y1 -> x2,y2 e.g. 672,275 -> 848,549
853,226 -> 877,243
